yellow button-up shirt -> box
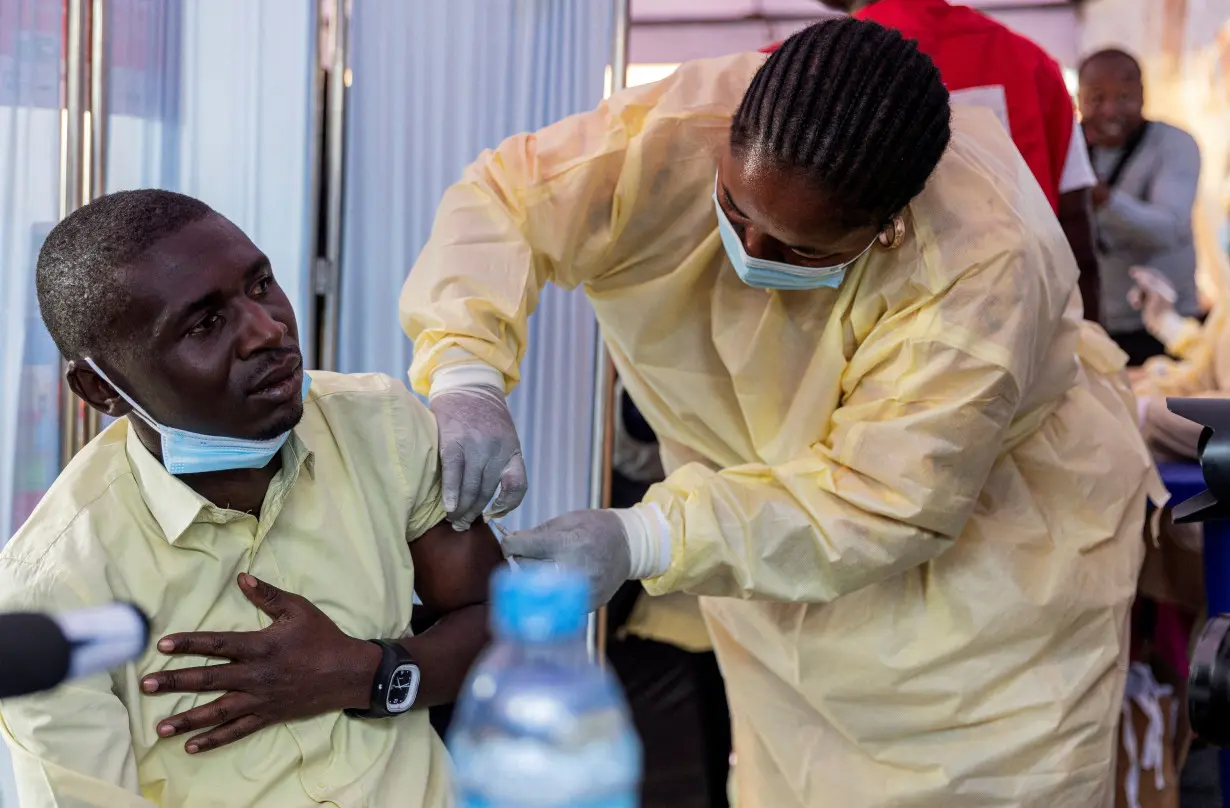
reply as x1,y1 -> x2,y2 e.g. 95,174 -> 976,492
0,372 -> 450,807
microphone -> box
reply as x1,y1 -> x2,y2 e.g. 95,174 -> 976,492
0,603 -> 150,699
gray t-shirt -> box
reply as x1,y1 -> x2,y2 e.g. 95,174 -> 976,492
1090,120 -> 1201,333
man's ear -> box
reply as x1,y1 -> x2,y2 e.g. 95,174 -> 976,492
66,360 -> 130,418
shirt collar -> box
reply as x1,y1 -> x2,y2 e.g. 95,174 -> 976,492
124,420 -> 315,544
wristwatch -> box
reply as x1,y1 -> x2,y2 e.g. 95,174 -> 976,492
345,640 -> 421,719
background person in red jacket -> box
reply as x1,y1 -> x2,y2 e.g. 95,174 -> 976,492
770,0 -> 1102,321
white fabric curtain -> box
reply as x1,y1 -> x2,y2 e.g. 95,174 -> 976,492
0,3 -> 62,798
339,0 -> 615,531
0,0 -> 62,545
105,0 -> 316,324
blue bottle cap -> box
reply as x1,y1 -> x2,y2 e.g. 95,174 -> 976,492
491,565 -> 590,642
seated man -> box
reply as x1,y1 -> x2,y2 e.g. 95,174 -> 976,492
0,189 -> 503,807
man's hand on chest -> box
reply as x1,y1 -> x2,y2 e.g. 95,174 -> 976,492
139,573 -> 379,755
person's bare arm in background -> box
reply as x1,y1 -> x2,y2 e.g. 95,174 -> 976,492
1058,187 -> 1100,321
1050,65 -> 1101,323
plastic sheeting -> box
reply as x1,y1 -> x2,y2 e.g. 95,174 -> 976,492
0,0 -> 62,545
0,1 -> 63,802
104,0 -> 316,328
338,0 -> 614,531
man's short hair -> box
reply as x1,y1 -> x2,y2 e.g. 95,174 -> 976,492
36,189 -> 214,360
1078,48 -> 1143,82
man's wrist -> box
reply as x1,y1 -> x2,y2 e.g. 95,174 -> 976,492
341,638 -> 383,711
344,639 -> 424,718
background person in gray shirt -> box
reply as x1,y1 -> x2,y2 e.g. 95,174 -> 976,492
1079,48 -> 1202,366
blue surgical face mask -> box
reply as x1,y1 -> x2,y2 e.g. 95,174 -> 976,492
83,357 -> 310,476
713,193 -> 874,290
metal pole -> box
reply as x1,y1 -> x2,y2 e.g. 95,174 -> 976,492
58,0 -> 90,469
89,0 -> 106,199
587,0 -> 631,666
61,0 -> 88,216
303,0 -> 329,371
82,0 -> 107,445
317,0 -> 348,372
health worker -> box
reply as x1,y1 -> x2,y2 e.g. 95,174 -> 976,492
401,19 -> 1159,808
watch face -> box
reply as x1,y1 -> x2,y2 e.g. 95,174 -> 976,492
385,663 -> 420,714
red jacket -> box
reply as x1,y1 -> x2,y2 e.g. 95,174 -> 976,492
764,0 -> 1075,212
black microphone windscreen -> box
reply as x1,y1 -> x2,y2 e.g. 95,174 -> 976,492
0,612 -> 71,699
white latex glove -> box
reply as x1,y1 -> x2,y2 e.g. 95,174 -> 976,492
428,365 -> 528,531
501,506 -> 671,608
1128,266 -> 1185,346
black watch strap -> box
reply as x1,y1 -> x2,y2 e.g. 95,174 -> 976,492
344,640 -> 416,719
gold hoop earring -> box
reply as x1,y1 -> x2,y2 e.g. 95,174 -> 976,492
878,215 -> 905,250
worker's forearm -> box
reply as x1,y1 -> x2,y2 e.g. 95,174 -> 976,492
640,463 -> 956,603
1058,189 -> 1100,321
1076,268 -> 1100,322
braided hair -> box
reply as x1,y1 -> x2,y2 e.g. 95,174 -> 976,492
731,18 -> 951,230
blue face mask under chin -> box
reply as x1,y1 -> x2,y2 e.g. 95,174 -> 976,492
713,193 -> 874,290
83,358 -> 311,476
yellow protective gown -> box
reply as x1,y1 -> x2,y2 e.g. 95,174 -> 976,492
402,52 -> 1158,808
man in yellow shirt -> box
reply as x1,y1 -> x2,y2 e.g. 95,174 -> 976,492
0,189 -> 503,807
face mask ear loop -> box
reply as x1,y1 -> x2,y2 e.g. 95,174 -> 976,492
82,358 -> 161,431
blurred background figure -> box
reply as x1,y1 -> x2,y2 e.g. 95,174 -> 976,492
803,0 -> 1102,320
1080,48 -> 1203,365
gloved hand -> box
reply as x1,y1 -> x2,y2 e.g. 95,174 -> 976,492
429,383 -> 527,531
1128,266 -> 1185,347
501,507 -> 672,608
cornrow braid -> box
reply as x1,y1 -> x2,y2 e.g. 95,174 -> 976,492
731,17 -> 951,230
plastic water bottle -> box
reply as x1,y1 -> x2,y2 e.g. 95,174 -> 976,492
448,566 -> 642,807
